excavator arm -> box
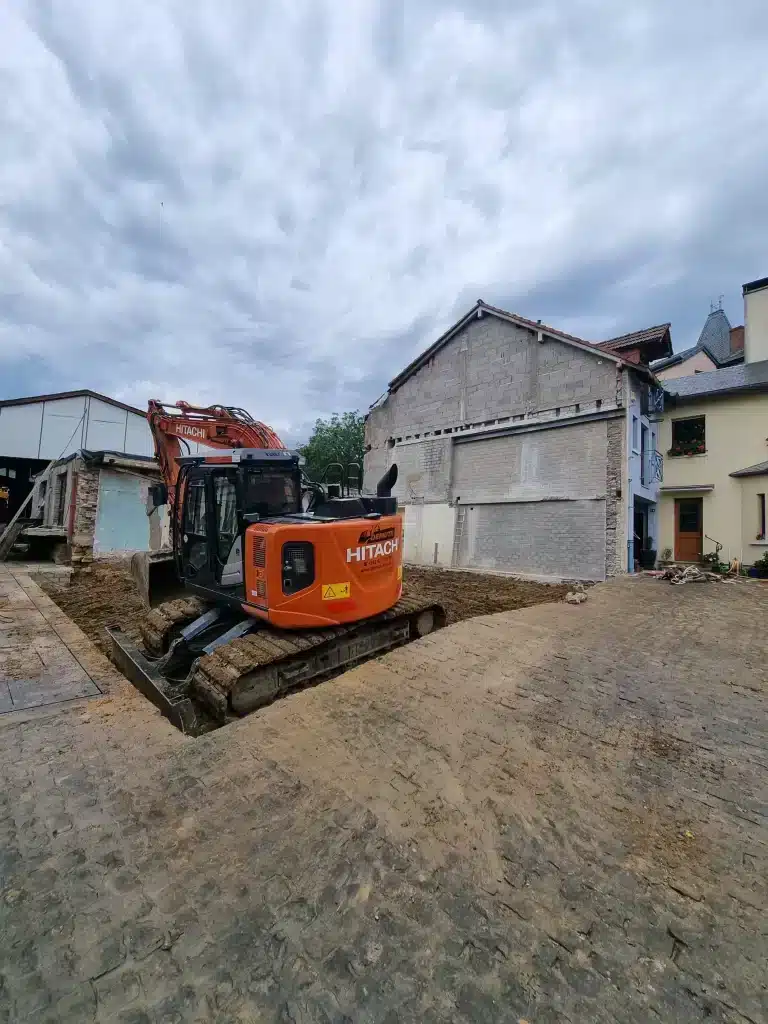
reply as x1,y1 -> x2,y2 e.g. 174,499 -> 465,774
133,400 -> 287,608
147,399 -> 286,519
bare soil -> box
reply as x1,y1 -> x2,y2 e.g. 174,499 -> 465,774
404,565 -> 569,623
36,560 -> 569,654
36,560 -> 146,654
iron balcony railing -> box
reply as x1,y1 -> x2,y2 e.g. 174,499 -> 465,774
641,384 -> 665,416
641,450 -> 664,486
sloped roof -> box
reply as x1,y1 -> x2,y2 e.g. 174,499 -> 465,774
663,359 -> 768,401
696,309 -> 733,364
730,459 -> 768,478
597,323 -> 671,364
651,309 -> 745,373
651,344 -> 702,372
598,323 -> 671,352
388,299 -> 653,393
0,389 -> 145,418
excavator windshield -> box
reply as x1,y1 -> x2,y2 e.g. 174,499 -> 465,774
240,466 -> 301,519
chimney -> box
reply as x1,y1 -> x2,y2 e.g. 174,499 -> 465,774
729,325 -> 744,354
743,276 -> 768,364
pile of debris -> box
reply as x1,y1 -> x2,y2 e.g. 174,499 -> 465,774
653,565 -> 724,585
565,583 -> 588,604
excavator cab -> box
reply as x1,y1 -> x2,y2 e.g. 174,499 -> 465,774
135,450 -> 302,608
173,449 -> 302,603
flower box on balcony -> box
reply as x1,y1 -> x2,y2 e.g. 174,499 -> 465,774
668,442 -> 705,457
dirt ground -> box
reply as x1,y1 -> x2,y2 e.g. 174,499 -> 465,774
404,565 -> 569,622
36,559 -> 146,654
36,560 -> 569,656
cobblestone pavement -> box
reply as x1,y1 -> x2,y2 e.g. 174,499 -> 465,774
1,571 -> 766,1023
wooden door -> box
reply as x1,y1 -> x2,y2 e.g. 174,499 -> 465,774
675,498 -> 703,561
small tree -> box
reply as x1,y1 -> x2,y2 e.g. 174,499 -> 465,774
298,411 -> 366,486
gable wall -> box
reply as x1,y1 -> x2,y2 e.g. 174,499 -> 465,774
365,313 -> 620,482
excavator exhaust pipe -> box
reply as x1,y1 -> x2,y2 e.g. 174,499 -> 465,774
376,464 -> 398,497
131,550 -> 185,609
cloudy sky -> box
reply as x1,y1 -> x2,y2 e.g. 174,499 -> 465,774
2,1 -> 767,443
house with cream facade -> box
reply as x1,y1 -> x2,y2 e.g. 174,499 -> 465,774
658,276 -> 768,565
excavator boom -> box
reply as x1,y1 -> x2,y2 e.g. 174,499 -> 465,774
133,400 -> 288,607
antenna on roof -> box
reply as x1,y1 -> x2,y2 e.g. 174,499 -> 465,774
718,294 -> 724,310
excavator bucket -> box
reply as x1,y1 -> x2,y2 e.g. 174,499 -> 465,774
131,550 -> 185,608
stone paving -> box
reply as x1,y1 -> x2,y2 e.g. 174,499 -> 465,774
0,564 -> 105,717
0,570 -> 766,1023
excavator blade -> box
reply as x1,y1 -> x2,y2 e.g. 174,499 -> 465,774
130,549 -> 185,609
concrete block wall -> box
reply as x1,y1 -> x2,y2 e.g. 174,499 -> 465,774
365,313 -> 621,473
451,420 -> 608,505
391,438 -> 452,503
364,308 -> 633,578
456,499 -> 607,580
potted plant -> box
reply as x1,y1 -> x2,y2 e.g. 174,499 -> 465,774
668,439 -> 706,457
748,551 -> 768,579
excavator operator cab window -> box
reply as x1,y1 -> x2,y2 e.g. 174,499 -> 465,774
240,466 -> 301,519
183,477 -> 209,575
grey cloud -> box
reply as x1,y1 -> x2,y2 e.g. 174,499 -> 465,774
1,0 -> 768,444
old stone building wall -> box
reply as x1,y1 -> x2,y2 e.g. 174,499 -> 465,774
71,465 -> 101,565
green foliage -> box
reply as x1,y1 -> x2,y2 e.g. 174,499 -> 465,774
298,411 -> 366,484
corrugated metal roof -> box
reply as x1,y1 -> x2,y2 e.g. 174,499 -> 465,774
663,359 -> 768,400
730,459 -> 768,478
0,389 -> 145,418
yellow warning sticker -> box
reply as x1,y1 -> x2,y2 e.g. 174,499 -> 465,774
322,582 -> 351,600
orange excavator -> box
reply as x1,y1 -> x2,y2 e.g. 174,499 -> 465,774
107,400 -> 444,733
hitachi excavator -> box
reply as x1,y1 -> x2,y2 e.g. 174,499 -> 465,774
107,400 -> 444,733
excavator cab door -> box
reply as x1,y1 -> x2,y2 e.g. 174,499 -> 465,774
211,470 -> 244,593
181,473 -> 212,584
178,466 -> 245,599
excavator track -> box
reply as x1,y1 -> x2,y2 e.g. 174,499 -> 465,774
189,595 -> 444,721
113,595 -> 445,731
141,596 -> 209,656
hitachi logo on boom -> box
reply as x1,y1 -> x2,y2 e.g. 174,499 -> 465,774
346,538 -> 399,562
173,424 -> 207,439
